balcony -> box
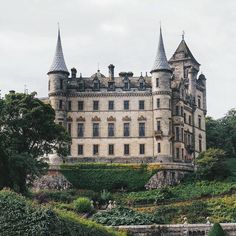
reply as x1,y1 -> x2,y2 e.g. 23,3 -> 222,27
154,130 -> 163,140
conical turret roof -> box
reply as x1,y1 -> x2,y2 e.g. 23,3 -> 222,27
48,28 -> 69,75
151,28 -> 171,73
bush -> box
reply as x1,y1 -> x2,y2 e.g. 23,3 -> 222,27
208,223 -> 226,236
74,197 -> 92,213
61,163 -> 159,192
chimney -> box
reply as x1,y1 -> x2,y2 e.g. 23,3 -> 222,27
108,64 -> 115,80
71,68 -> 77,78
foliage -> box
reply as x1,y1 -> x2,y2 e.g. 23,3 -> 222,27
117,180 -> 236,205
0,189 -> 126,236
73,197 -> 92,213
206,109 -> 236,158
100,189 -> 112,204
61,163 -> 159,192
208,223 -> 226,236
0,92 -> 71,193
196,148 -> 231,180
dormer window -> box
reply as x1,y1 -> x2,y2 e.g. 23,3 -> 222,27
93,79 -> 100,90
78,81 -> 84,91
123,76 -> 130,90
108,82 -> 115,91
124,82 -> 129,90
139,82 -> 144,90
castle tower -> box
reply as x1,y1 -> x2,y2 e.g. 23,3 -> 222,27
151,28 -> 173,162
47,28 -> 69,127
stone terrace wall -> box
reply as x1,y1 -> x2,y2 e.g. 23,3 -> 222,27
113,223 -> 236,236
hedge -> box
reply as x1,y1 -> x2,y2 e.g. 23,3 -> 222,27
60,163 -> 160,192
0,189 -> 126,236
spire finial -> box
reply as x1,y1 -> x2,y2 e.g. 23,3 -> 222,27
182,30 -> 185,40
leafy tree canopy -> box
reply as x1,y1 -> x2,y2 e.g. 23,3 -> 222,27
0,92 -> 71,193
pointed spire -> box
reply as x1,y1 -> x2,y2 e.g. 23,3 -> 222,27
151,27 -> 171,73
48,26 -> 69,75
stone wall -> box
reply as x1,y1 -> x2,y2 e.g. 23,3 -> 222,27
113,223 -> 236,236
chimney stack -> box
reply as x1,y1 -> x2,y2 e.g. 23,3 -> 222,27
108,64 -> 115,80
71,68 -> 77,78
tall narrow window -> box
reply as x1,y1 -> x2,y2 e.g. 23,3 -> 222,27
124,100 -> 129,110
139,100 -> 145,110
77,123 -> 84,137
181,107 -> 183,116
140,144 -> 145,155
198,96 -> 201,108
93,145 -> 99,155
78,144 -> 83,155
60,79 -> 63,90
156,78 -> 159,87
139,123 -> 145,137
68,101 -> 72,111
93,123 -> 99,137
108,101 -> 114,110
182,148 -> 184,159
124,144 -> 130,155
108,144 -> 114,155
189,115 -> 192,125
181,128 -> 184,142
199,138 -> 202,152
157,98 -> 160,108
93,101 -> 99,110
108,123 -> 115,137
78,101 -> 84,111
59,100 -> 63,110
157,120 -> 161,131
176,148 -> 180,159
93,81 -> 99,90
184,113 -> 186,123
198,115 -> 202,129
175,127 -> 180,141
67,123 -> 71,136
123,123 -> 130,137
124,82 -> 129,90
175,106 -> 179,116
169,99 -> 171,109
157,143 -> 161,153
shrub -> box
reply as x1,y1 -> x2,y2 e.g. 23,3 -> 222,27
60,163 -> 159,192
208,223 -> 226,236
74,197 -> 92,213
100,189 -> 112,204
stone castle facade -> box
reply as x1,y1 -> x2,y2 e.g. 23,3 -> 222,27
46,28 -> 206,164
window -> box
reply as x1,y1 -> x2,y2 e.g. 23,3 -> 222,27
139,82 -> 145,90
59,100 -> 63,110
182,148 -> 184,159
48,80 -> 50,91
157,143 -> 161,153
124,82 -> 129,90
139,123 -> 145,137
124,144 -> 130,155
78,82 -> 84,91
59,122 -> 63,126
60,79 -> 63,90
199,139 -> 202,152
156,78 -> 159,87
169,99 -> 171,109
198,116 -> 202,129
93,144 -> 99,155
181,128 -> 184,142
108,101 -> 114,110
139,100 -> 145,110
124,100 -> 129,110
175,106 -> 179,116
175,127 -> 180,141
93,123 -> 99,137
181,107 -> 183,116
78,101 -> 84,111
68,101 -> 72,111
77,123 -> 84,137
140,144 -> 145,155
123,123 -> 130,137
108,144 -> 114,155
67,123 -> 71,136
108,123 -> 115,137
189,115 -> 192,125
176,148 -> 180,159
198,97 -> 201,108
68,145 -> 71,156
157,98 -> 160,108
157,121 -> 161,131
93,81 -> 99,90
78,144 -> 83,155
93,101 -> 99,110
108,82 -> 114,90
184,113 -> 186,123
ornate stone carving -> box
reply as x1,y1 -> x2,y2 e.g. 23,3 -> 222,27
92,116 -> 101,122
138,115 -> 147,121
154,130 -> 163,140
122,116 -> 131,121
67,116 -> 73,122
76,116 -> 85,122
107,116 -> 116,122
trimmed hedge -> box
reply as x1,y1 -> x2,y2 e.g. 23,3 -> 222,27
0,189 -> 126,236
60,163 -> 159,192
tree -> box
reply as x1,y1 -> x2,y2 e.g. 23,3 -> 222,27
0,92 -> 71,193
196,148 -> 231,181
208,223 -> 226,236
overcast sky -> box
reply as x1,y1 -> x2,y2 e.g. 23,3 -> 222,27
0,0 -> 235,118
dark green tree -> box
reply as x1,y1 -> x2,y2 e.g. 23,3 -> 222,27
0,92 -> 71,193
196,148 -> 231,180
208,223 -> 226,236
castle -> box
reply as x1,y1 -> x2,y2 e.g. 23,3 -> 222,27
46,28 -> 206,164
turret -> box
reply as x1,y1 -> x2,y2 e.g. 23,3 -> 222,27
151,28 -> 173,162
47,28 -> 69,125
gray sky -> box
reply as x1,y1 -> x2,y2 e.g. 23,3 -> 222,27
0,0 -> 235,118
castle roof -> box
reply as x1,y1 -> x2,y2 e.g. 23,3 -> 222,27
169,39 -> 200,65
48,28 -> 69,75
151,28 -> 171,73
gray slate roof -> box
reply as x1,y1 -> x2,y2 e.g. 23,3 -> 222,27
48,29 -> 69,74
151,28 -> 171,73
